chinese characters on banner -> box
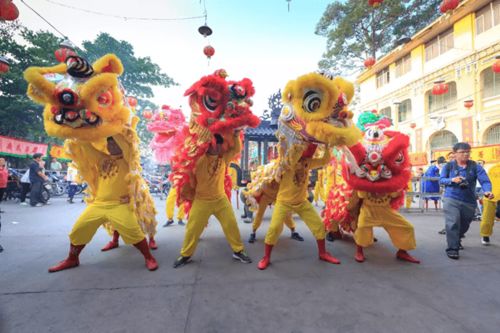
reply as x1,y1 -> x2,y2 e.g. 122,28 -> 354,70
0,135 -> 48,157
461,117 -> 473,143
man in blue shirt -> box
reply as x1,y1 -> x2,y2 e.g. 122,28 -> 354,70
440,142 -> 494,259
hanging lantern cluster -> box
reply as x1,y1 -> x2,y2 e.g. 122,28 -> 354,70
368,0 -> 383,7
126,96 -> 138,108
432,80 -> 449,95
54,40 -> 77,63
0,56 -> 9,74
198,23 -> 215,61
493,55 -> 500,74
463,99 -> 473,109
439,0 -> 459,14
0,0 -> 19,21
364,57 -> 376,68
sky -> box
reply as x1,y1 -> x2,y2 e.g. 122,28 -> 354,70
16,0 -> 336,117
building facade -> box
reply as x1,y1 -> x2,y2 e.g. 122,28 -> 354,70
356,0 -> 500,166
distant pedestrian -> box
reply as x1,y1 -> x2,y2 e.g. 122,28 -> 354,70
0,157 -> 8,213
66,163 -> 79,204
19,169 -> 31,205
422,156 -> 446,210
440,142 -> 493,260
29,153 -> 48,207
50,157 -> 62,175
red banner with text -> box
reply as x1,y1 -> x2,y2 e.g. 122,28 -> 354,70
0,135 -> 48,158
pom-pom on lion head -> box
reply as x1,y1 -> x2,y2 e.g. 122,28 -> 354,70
24,54 -> 130,141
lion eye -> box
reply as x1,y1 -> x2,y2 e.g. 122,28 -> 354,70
395,152 -> 404,164
97,91 -> 113,107
203,95 -> 218,112
303,90 -> 321,113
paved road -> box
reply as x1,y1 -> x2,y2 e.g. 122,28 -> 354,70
1,195 -> 499,333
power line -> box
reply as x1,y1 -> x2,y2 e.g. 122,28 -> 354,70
43,0 -> 206,22
19,0 -> 68,39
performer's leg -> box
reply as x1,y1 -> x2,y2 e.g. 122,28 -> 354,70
284,212 -> 304,241
250,196 -> 271,243
101,230 -> 120,251
295,201 -> 340,264
177,202 -> 186,225
381,212 -> 420,264
213,198 -> 248,258
480,200 -> 496,242
164,188 -> 176,227
109,204 -> 157,271
49,206 -> 105,272
259,202 -> 291,270
177,199 -> 212,258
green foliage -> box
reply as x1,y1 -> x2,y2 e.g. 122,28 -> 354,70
0,26 -> 175,150
315,0 -> 441,73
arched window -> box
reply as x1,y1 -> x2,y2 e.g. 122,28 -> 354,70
484,123 -> 500,144
429,130 -> 458,151
481,68 -> 500,99
379,106 -> 391,119
398,99 -> 412,123
427,82 -> 457,114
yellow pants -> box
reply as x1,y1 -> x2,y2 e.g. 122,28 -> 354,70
70,204 -> 145,245
252,194 -> 295,232
264,200 -> 325,245
480,199 -> 497,237
166,187 -> 186,220
354,205 -> 416,250
180,197 -> 244,257
405,195 -> 412,209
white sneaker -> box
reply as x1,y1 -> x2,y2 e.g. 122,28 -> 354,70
20,202 -> 28,206
35,203 -> 43,207
481,236 -> 490,246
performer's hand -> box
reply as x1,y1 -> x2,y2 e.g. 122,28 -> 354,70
484,192 -> 494,200
451,177 -> 462,184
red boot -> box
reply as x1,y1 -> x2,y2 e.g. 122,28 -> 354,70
149,236 -> 158,250
257,243 -> 273,270
317,239 -> 341,264
396,250 -> 420,264
101,230 -> 120,251
355,245 -> 365,263
48,244 -> 85,273
134,238 -> 158,271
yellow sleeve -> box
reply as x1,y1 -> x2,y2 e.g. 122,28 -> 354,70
310,148 -> 331,169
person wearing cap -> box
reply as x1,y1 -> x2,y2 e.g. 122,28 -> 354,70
29,153 -> 48,207
422,156 -> 446,211
440,142 -> 493,259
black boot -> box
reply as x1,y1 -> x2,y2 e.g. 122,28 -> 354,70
163,219 -> 174,227
178,219 -> 185,226
173,255 -> 191,268
326,232 -> 335,242
248,232 -> 256,243
291,231 -> 304,241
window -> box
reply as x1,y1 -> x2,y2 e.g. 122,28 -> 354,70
430,130 -> 458,151
425,29 -> 454,61
379,106 -> 391,119
398,99 -> 412,123
428,82 -> 457,114
481,67 -> 500,99
485,124 -> 500,144
395,54 -> 412,78
476,0 -> 500,34
376,67 -> 390,88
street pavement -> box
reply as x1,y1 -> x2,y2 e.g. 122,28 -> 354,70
1,194 -> 499,333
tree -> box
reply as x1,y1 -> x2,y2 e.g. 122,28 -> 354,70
315,0 -> 441,73
0,27 -> 175,150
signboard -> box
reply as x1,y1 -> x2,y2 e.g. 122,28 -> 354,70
0,135 -> 48,158
409,152 -> 428,166
433,144 -> 500,164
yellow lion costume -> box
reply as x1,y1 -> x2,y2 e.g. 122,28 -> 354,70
256,71 -> 362,270
24,54 -> 159,272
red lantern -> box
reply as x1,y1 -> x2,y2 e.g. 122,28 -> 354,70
127,96 -> 138,108
364,57 -> 376,68
0,0 -> 19,21
0,56 -> 9,74
492,56 -> 500,74
410,123 -> 417,129
368,0 -> 383,7
371,109 -> 378,114
440,0 -> 458,14
464,100 -> 473,109
432,80 -> 448,95
143,108 -> 153,120
203,45 -> 215,59
54,48 -> 76,63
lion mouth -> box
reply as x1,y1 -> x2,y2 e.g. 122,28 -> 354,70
53,108 -> 101,128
